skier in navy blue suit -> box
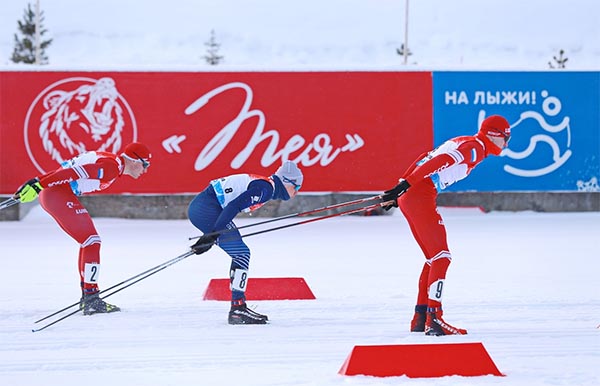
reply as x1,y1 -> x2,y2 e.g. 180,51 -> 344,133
188,160 -> 304,324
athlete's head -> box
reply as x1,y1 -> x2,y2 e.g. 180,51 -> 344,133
478,115 -> 511,155
121,142 -> 151,178
275,160 -> 303,198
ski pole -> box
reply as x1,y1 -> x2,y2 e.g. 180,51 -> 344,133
32,251 -> 195,332
189,194 -> 384,241
238,194 -> 383,229
0,197 -> 18,210
240,201 -> 388,239
92,251 -> 195,302
32,305 -> 84,333
33,250 -> 196,324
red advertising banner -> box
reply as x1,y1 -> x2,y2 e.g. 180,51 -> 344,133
0,71 -> 432,194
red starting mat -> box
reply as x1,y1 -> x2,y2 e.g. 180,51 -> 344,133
202,277 -> 316,301
339,342 -> 504,378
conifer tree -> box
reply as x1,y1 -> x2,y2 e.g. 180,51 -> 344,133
11,2 -> 52,64
396,43 -> 412,58
203,29 -> 224,65
548,49 -> 568,69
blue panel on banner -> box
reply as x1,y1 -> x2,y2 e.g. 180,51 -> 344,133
432,72 -> 600,192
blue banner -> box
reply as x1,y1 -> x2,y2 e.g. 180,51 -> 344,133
432,71 -> 600,192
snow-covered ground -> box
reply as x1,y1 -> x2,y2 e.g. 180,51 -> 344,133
1,0 -> 598,70
1,1 -> 599,384
0,205 -> 598,385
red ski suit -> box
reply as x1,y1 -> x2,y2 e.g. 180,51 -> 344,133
35,152 -> 124,294
398,132 -> 496,309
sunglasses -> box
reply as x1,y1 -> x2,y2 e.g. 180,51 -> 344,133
490,130 -> 511,144
282,176 -> 301,191
133,152 -> 150,170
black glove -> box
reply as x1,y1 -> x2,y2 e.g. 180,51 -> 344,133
191,233 -> 219,255
381,179 -> 410,210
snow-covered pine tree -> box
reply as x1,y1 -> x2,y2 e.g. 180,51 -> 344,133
11,2 -> 52,64
203,29 -> 224,65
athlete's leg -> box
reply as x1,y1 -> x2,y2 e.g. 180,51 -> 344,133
188,190 -> 254,306
399,184 -> 460,333
38,187 -> 102,295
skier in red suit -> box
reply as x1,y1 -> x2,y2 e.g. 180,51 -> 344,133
381,115 -> 511,335
13,142 -> 151,315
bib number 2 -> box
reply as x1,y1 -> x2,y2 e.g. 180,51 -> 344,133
84,263 -> 100,284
